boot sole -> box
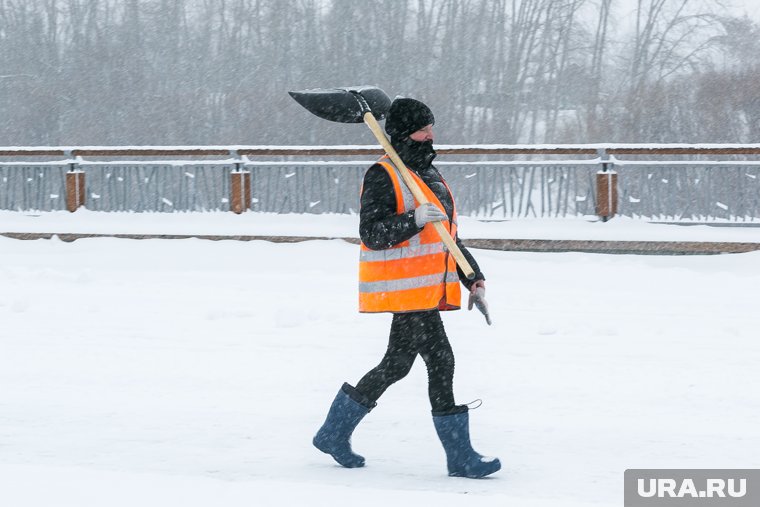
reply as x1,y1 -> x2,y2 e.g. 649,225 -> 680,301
448,460 -> 501,478
313,437 -> 365,468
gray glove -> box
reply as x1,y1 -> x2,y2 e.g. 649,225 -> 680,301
414,203 -> 447,228
468,283 -> 492,325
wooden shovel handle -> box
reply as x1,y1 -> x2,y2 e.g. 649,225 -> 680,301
362,112 -> 476,280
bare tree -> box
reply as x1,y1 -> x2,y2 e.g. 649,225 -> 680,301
623,0 -> 723,138
0,0 -> 751,146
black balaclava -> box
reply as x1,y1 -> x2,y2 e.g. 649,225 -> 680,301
385,97 -> 436,170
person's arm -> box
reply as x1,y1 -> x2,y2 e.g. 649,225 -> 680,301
455,236 -> 485,291
359,165 -> 421,250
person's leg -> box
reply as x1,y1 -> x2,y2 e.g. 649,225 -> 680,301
314,312 -> 422,468
418,312 -> 501,478
416,311 -> 457,413
354,312 -> 422,404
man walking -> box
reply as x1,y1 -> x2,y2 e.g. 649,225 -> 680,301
313,97 -> 501,479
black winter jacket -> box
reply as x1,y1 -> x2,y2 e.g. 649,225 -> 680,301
359,161 -> 485,291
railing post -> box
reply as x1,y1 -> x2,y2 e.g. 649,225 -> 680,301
230,162 -> 251,214
65,162 -> 85,212
596,149 -> 618,221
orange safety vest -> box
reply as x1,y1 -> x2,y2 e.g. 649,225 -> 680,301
359,156 -> 461,313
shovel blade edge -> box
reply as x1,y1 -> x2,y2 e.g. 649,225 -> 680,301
289,86 -> 391,123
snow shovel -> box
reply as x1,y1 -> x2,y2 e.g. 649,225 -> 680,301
289,86 -> 476,280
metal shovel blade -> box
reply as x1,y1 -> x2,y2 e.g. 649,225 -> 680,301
288,86 -> 392,123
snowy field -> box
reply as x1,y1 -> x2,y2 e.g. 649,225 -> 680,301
2,209 -> 760,243
1,214 -> 759,506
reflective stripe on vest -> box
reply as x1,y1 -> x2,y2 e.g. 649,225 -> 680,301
359,242 -> 447,262
359,271 -> 460,294
387,162 -> 416,213
358,156 -> 461,313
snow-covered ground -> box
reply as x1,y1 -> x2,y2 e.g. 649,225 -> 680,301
1,212 -> 759,506
2,209 -> 760,242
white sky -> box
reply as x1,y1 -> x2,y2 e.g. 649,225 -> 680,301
616,0 -> 760,20
718,0 -> 760,19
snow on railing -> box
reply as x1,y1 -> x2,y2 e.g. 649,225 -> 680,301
3,142 -> 760,156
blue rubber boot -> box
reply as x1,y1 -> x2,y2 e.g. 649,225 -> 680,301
432,407 -> 501,478
313,383 -> 375,468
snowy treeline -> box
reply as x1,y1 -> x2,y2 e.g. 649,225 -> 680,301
1,0 -> 758,146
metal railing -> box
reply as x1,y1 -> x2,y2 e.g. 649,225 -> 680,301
2,145 -> 760,221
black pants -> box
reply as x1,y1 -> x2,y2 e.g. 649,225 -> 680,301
355,310 -> 456,413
